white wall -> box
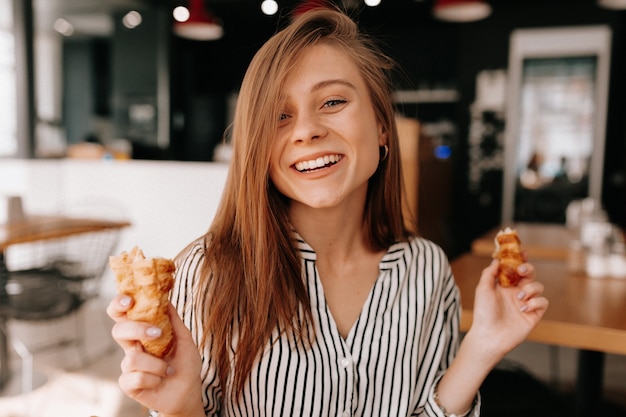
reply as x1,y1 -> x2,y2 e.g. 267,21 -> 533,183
0,159 -> 229,296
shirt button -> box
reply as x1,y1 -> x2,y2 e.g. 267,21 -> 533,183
340,357 -> 351,368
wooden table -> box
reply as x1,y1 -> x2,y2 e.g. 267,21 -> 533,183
452,253 -> 626,354
0,215 -> 131,390
471,223 -> 575,260
451,252 -> 626,416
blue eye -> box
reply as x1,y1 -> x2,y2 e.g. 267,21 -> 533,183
324,99 -> 346,107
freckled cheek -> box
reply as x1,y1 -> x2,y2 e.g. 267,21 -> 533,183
269,134 -> 289,167
365,144 -> 382,170
268,140 -> 283,172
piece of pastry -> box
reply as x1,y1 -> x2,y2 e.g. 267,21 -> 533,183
492,227 -> 524,287
109,247 -> 176,358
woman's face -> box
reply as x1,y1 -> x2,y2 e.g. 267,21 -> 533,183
269,43 -> 386,212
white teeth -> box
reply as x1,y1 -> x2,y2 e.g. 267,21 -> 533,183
295,154 -> 340,172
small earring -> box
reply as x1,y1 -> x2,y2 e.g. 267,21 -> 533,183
380,145 -> 389,161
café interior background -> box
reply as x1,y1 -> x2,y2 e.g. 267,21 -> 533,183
2,0 -> 626,258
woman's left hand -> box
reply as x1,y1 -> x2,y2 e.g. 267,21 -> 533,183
468,258 -> 549,357
434,258 -> 549,413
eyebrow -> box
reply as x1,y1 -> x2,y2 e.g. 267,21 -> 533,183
311,78 -> 357,93
277,79 -> 358,103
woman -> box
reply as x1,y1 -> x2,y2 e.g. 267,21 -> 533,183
108,7 -> 548,417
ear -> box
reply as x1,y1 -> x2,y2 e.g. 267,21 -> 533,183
377,122 -> 388,147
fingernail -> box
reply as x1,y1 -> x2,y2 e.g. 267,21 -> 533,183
166,366 -> 175,376
520,305 -> 529,312
516,291 -> 526,300
518,264 -> 528,274
119,296 -> 131,307
146,327 -> 162,338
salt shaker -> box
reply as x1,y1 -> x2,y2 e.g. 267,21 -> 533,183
609,242 -> 626,279
586,236 -> 608,278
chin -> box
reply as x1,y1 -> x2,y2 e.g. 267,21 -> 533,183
292,195 -> 341,210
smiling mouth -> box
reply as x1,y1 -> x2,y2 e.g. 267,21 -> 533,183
294,154 -> 342,173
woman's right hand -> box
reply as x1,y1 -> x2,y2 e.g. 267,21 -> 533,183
107,295 -> 205,417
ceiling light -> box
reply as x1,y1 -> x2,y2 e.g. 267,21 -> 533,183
173,0 -> 223,41
53,18 -> 74,36
433,0 -> 492,22
365,0 -> 382,6
173,6 -> 190,21
122,11 -> 142,29
261,0 -> 279,16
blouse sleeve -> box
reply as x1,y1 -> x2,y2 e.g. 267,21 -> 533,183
170,239 -> 223,416
416,243 -> 481,417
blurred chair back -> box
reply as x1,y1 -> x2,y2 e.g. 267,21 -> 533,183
0,197 -> 129,393
54,197 -> 128,299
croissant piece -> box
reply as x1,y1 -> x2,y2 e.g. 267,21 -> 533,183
109,246 -> 175,358
492,227 -> 524,287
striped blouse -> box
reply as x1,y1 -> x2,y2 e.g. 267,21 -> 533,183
169,235 -> 481,417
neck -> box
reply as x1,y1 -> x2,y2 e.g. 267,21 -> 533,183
289,201 -> 368,262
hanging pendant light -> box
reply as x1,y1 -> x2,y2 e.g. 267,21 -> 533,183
433,0 -> 492,23
598,0 -> 626,9
291,0 -> 331,20
173,0 -> 223,41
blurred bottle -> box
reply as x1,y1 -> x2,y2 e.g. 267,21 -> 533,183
585,236 -> 608,278
2,195 -> 25,224
608,230 -> 626,279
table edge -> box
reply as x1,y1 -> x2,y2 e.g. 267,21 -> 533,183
461,310 -> 626,356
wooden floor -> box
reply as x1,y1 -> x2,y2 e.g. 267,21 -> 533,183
0,298 -> 144,417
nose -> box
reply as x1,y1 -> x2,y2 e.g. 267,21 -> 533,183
290,110 -> 327,144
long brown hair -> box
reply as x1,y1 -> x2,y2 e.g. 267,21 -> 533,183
195,7 -> 411,398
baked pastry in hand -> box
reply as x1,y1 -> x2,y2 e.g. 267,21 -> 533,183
109,246 -> 175,358
492,227 -> 524,287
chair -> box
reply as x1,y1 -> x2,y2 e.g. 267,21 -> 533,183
0,200 -> 127,394
1,267 -> 82,394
